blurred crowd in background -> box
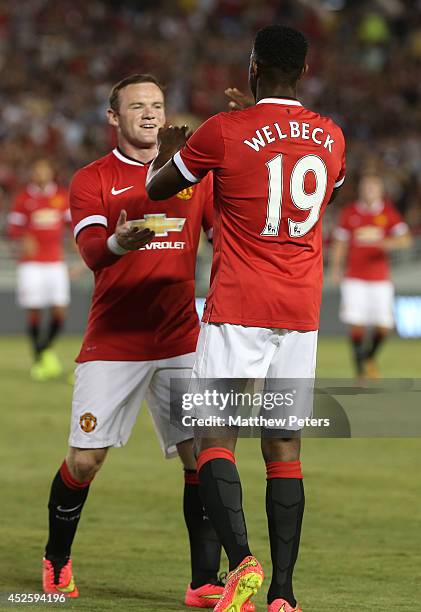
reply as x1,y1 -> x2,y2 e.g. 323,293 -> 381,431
1,0 -> 420,236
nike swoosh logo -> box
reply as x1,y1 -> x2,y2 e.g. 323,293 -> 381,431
111,186 -> 134,195
56,576 -> 76,593
57,503 -> 83,513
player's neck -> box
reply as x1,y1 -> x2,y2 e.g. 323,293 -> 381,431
117,141 -> 157,164
357,199 -> 384,216
29,181 -> 56,193
256,84 -> 298,102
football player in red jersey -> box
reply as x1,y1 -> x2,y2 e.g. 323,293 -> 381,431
330,173 -> 412,378
7,158 -> 70,381
147,25 -> 347,612
42,74 -> 239,610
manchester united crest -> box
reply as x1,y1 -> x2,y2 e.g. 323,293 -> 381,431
374,214 -> 388,226
79,412 -> 97,433
50,195 -> 65,208
176,187 -> 194,200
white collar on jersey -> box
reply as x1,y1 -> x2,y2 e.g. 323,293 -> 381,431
112,147 -> 145,166
356,200 -> 385,215
27,182 -> 58,197
257,97 -> 302,107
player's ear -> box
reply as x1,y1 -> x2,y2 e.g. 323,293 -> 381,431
107,108 -> 119,128
299,64 -> 309,80
250,58 -> 258,77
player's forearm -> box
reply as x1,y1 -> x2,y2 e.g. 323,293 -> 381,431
151,145 -> 175,173
329,239 -> 348,279
147,156 -> 167,194
147,155 -> 178,200
328,185 -> 341,204
148,139 -> 180,180
147,125 -> 193,200
147,156 -> 192,200
76,226 -> 122,271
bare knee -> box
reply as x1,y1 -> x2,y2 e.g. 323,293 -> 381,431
375,326 -> 389,338
66,447 -> 108,483
51,305 -> 67,322
261,436 -> 301,462
197,436 -> 238,455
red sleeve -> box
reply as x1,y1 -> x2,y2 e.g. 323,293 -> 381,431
7,192 -> 28,239
172,114 -> 225,183
334,127 -> 346,188
77,225 -> 119,271
385,203 -> 408,236
70,166 -> 108,240
333,205 -> 352,240
201,173 -> 214,242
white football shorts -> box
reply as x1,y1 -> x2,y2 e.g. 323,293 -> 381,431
70,353 -> 195,458
192,323 -> 318,379
17,262 -> 70,309
190,323 -> 318,431
340,278 -> 394,328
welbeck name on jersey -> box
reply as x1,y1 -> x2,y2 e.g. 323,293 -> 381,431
244,121 -> 335,153
174,99 -> 346,330
139,240 -> 186,250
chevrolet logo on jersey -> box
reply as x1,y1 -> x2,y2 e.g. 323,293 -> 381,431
130,214 -> 186,237
32,207 -> 61,228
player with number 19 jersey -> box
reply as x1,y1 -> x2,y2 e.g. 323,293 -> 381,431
173,98 -> 345,330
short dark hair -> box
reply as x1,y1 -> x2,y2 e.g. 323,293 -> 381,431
109,74 -> 165,112
253,25 -> 308,84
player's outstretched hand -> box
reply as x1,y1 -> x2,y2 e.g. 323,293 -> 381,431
225,87 -> 254,111
157,125 -> 190,154
115,210 -> 155,251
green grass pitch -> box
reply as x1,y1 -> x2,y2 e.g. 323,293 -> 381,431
0,336 -> 420,611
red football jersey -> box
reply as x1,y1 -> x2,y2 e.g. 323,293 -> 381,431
71,147 -> 213,362
7,183 -> 70,263
173,98 -> 346,330
334,200 -> 408,281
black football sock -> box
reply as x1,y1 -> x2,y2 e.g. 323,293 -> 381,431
183,469 -> 222,588
45,461 -> 91,562
350,329 -> 366,376
27,311 -> 43,359
198,448 -> 251,572
266,461 -> 305,607
40,315 -> 64,352
366,329 -> 387,360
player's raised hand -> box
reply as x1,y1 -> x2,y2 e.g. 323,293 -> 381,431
157,124 -> 190,154
115,209 -> 155,251
225,87 -> 254,111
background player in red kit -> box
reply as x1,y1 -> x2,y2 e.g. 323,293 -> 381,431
7,158 -> 70,381
42,74 -> 237,610
147,26 -> 346,612
330,173 -> 412,378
